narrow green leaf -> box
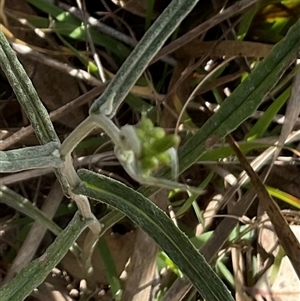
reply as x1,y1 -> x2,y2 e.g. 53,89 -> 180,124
0,30 -> 59,145
55,32 -> 99,75
0,29 -> 69,191
216,261 -> 235,288
97,237 -> 122,300
266,185 -> 300,209
0,142 -> 63,172
89,0 -> 201,117
246,86 -> 291,140
75,169 -> 234,301
237,4 -> 258,40
176,171 -> 214,217
0,185 -> 61,236
236,0 -> 281,40
269,246 -> 285,285
178,18 -> 300,172
145,0 -> 156,29
27,0 -> 130,58
137,18 -> 300,200
0,212 -> 93,301
198,141 -> 272,161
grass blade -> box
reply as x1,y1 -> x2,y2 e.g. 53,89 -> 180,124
246,86 -> 291,140
0,185 -> 61,236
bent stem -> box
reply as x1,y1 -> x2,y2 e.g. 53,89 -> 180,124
59,114 -> 121,223
60,114 -> 121,158
61,114 -> 203,196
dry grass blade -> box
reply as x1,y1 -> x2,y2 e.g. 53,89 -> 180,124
152,0 -> 259,63
0,86 -> 105,150
3,181 -> 64,284
226,135 -> 300,278
164,131 -> 300,300
177,40 -> 273,58
268,70 -> 300,174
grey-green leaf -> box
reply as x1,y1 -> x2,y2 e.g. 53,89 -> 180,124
89,0 -> 200,117
0,30 -> 59,145
0,142 -> 63,172
0,212 -> 93,301
179,18 -> 300,172
75,169 -> 234,301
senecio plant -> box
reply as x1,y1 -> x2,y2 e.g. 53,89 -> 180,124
0,1 -> 232,300
1,0 -> 300,299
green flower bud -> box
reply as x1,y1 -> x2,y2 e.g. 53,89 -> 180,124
137,117 -> 154,133
140,156 -> 159,172
156,152 -> 171,165
152,127 -> 165,139
148,135 -> 180,155
132,117 -> 180,176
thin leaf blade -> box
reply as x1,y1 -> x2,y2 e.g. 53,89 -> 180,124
75,169 -> 234,301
